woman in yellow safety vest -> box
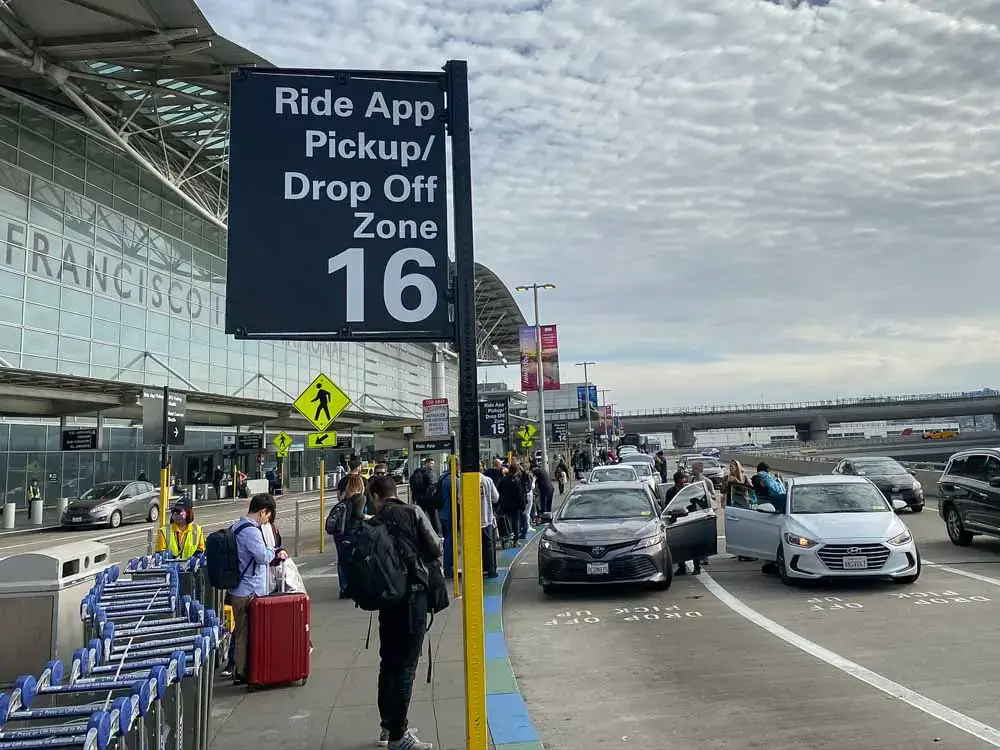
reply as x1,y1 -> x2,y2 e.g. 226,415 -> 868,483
155,496 -> 206,558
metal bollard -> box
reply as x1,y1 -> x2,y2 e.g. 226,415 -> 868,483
56,497 -> 69,516
29,499 -> 43,525
2,501 -> 14,529
147,528 -> 155,555
294,499 -> 301,557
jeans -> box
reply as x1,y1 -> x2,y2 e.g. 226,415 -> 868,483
333,532 -> 353,594
229,594 -> 253,678
442,524 -> 454,577
520,496 -> 533,538
378,589 -> 428,742
538,487 -> 554,514
482,525 -> 497,577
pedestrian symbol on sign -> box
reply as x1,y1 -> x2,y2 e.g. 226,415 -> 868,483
311,383 -> 332,423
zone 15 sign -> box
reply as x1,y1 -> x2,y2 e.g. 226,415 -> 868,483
226,69 -> 451,341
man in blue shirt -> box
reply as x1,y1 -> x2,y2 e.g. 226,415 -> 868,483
226,493 -> 286,684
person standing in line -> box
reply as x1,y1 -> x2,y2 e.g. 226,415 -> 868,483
367,476 -> 441,750
518,463 -> 535,539
409,457 -> 442,535
334,474 -> 369,599
338,457 -> 367,501
497,461 -> 525,548
554,459 -> 569,495
479,469 -> 499,578
532,463 -> 555,518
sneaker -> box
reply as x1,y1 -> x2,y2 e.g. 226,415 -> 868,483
377,727 -> 420,747
387,731 -> 433,750
220,667 -> 234,679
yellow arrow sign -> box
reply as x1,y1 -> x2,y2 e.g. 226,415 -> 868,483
293,373 -> 351,432
306,431 -> 337,448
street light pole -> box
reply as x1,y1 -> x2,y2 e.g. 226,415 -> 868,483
575,361 -> 595,461
598,388 -> 611,452
515,282 -> 555,472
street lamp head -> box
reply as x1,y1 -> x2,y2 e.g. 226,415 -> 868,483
514,286 -> 528,292
542,283 -> 556,290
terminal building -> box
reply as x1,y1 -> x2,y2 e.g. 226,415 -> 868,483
0,0 -> 526,504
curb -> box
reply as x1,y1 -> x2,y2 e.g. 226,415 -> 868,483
484,529 -> 544,750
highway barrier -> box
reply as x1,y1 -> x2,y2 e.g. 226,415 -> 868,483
724,454 -> 944,500
0,551 -> 226,750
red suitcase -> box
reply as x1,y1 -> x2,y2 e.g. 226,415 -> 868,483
247,591 -> 311,688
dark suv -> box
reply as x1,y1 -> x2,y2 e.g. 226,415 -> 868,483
937,449 -> 1000,546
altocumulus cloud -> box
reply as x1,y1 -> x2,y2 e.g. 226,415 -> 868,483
201,0 -> 1000,410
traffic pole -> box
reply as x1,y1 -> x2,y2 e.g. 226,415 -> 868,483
448,59 -> 488,750
319,458 -> 326,554
159,385 -> 169,529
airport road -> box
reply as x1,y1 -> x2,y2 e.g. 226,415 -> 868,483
505,489 -> 1000,749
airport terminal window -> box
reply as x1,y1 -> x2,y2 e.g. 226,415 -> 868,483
59,311 -> 90,338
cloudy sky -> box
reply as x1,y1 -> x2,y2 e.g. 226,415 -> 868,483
203,0 -> 1000,411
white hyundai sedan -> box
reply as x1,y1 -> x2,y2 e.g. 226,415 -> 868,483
724,474 -> 920,585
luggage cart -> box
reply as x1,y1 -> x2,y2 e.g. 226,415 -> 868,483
0,706 -> 119,750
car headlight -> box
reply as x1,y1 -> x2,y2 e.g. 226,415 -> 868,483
912,480 -> 922,490
90,504 -> 111,516
540,538 -> 560,551
784,533 -> 817,548
634,534 -> 663,550
888,529 -> 912,546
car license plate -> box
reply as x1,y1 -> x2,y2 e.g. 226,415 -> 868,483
71,517 -> 83,523
843,556 -> 868,570
587,562 -> 609,575
891,488 -> 901,493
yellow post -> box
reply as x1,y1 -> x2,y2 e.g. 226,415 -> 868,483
460,468 -> 486,749
450,454 -> 460,597
232,464 -> 238,500
319,458 -> 326,554
158,466 -> 169,529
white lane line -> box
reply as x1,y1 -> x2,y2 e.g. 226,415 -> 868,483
923,560 -> 1000,587
699,572 -> 1000,746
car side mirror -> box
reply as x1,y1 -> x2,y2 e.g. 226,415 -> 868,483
539,512 -> 553,524
664,507 -> 689,521
908,469 -> 916,476
755,503 -> 777,514
891,498 -> 907,511
578,478 -> 588,484
989,477 -> 1000,489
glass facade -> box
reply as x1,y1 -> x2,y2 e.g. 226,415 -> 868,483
0,96 -> 457,502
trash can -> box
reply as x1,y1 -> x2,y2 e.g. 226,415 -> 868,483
30,499 -> 43,525
0,540 -> 110,686
2,501 -> 14,529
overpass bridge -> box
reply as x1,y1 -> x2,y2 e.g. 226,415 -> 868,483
568,391 -> 1000,448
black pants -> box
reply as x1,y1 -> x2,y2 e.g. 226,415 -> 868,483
378,590 -> 428,742
538,487 -> 554,514
482,525 -> 497,576
419,503 -> 442,535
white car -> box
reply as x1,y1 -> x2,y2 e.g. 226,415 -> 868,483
584,465 -> 640,484
724,474 -> 920,585
619,455 -> 659,496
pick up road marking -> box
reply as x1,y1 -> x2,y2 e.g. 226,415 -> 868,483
699,572 -> 1000,746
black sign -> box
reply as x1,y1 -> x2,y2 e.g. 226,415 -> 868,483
61,428 -> 98,451
412,437 -> 454,453
226,69 -> 451,341
552,422 -> 569,443
141,389 -> 187,446
238,434 -> 264,450
478,398 -> 509,439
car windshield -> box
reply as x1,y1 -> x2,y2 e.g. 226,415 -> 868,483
81,482 -> 128,500
696,458 -> 720,468
790,483 -> 890,514
631,463 -> 652,478
591,468 -> 637,482
852,460 -> 906,475
560,489 -> 654,520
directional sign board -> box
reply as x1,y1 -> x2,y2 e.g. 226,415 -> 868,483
273,431 -> 292,458
413,437 -> 454,453
141,389 -> 186,446
517,424 -> 538,448
61,428 -> 98,451
293,373 -> 351,432
478,398 -> 508,439
238,434 -> 264,451
225,69 -> 451,342
552,422 -> 569,443
307,432 -> 337,448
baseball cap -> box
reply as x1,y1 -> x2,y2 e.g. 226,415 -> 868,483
171,496 -> 193,512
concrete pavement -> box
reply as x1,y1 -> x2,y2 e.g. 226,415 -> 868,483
504,479 -> 1000,749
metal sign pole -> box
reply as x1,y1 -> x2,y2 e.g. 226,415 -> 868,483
448,59 -> 487,750
159,385 -> 170,528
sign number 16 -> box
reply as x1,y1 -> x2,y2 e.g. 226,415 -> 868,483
328,247 -> 438,324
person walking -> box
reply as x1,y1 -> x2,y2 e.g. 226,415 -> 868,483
554,459 -> 569,495
367,476 -> 441,750
154,496 -> 205,558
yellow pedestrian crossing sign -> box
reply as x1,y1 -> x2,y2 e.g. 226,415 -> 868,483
273,431 -> 292,458
306,431 -> 337,448
293,373 -> 351,432
517,424 -> 537,448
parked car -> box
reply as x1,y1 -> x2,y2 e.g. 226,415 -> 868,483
832,456 -> 924,512
678,455 -> 726,488
61,481 -> 161,529
937,449 -> 1000,546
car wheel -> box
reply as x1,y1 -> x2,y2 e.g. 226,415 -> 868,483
109,510 -> 122,529
541,584 -> 557,596
776,545 -> 796,586
652,572 -> 673,591
148,505 -> 160,523
894,553 -> 921,584
945,505 -> 973,546
910,504 -> 923,513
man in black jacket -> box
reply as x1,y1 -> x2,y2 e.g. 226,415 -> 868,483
408,458 -> 442,534
368,476 -> 441,750
532,465 -> 555,517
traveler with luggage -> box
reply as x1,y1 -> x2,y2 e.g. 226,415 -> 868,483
154,496 -> 205,557
346,475 -> 443,750
408,457 -> 442,535
326,474 -> 369,598
207,493 -> 287,684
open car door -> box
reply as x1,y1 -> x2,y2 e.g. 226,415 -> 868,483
662,483 -> 718,563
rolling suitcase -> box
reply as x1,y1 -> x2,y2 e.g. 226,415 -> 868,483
247,568 -> 310,689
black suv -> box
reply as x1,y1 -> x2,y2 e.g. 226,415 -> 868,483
937,449 -> 1000,546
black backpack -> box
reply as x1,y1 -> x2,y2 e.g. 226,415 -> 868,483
751,473 -> 769,499
325,500 -> 349,536
345,520 -> 409,611
205,521 -> 259,590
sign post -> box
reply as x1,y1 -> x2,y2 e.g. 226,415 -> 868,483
225,60 -> 484,750
142,387 -> 186,527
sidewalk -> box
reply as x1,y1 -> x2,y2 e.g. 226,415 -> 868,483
208,553 -> 477,750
